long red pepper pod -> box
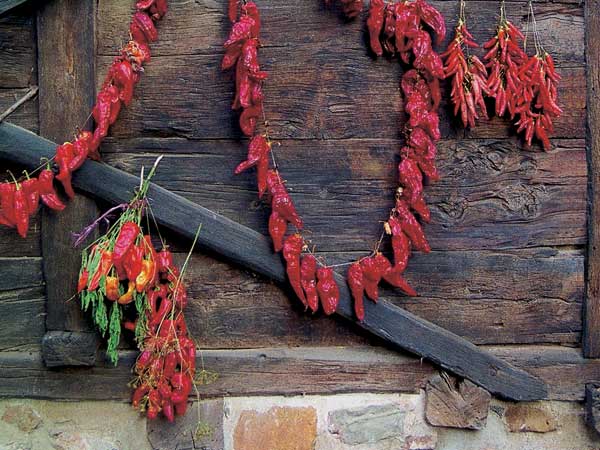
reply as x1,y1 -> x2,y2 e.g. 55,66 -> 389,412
394,199 -> 430,253
300,255 -> 319,313
228,0 -> 239,22
113,221 -> 141,273
316,267 -> 340,315
0,182 -> 16,227
387,216 -> 411,273
347,262 -> 365,321
268,211 -> 287,253
235,134 -> 271,197
13,185 -> 29,238
415,0 -> 446,45
55,142 -> 76,198
21,178 -> 39,215
398,157 -> 430,222
360,256 -> 383,302
282,234 -> 307,307
131,11 -> 158,44
374,253 -> 417,297
367,0 -> 385,56
37,169 -> 66,211
267,171 -> 303,229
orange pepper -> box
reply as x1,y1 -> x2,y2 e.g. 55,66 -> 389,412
136,259 -> 155,293
105,275 -> 120,301
118,280 -> 135,305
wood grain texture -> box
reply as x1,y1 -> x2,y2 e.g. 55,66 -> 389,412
41,331 -> 99,367
37,0 -> 99,333
94,1 -> 584,142
0,345 -> 594,402
0,122 -> 547,400
0,4 -> 36,88
177,248 -> 583,348
100,138 -> 587,252
0,287 -> 45,352
425,374 -> 491,430
584,0 -> 600,357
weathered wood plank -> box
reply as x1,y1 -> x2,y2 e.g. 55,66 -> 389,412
0,286 -> 45,351
0,0 -> 30,16
0,257 -> 43,291
0,213 -> 40,257
0,345 -> 594,401
177,248 -> 582,348
37,0 -> 99,333
41,331 -> 99,367
0,4 -> 36,88
0,122 -> 547,400
95,54 -> 584,142
585,383 -> 600,435
97,1 -> 584,64
100,137 -> 587,252
0,88 -> 38,132
584,0 -> 600,357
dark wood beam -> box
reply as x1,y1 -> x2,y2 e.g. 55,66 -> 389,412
0,0 -> 29,16
584,0 -> 600,358
0,121 -> 547,401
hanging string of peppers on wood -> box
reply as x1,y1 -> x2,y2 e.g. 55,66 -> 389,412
223,0 -> 447,322
76,158 -> 202,422
0,0 -> 167,238
443,0 -> 561,150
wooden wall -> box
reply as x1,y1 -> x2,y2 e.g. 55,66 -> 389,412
0,0 -> 592,400
96,0 -> 586,349
0,3 -> 45,352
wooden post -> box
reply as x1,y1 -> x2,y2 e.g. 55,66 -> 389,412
584,0 -> 600,358
37,0 -> 99,365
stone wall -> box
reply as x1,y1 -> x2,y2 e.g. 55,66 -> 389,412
1,393 -> 599,450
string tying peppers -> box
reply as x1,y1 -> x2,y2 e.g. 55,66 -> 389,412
0,0 -> 167,238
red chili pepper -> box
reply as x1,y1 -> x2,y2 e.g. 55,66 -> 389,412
367,0 -> 385,56
170,372 -> 192,404
374,253 -> 416,296
21,178 -> 39,215
131,11 -> 158,44
111,60 -> 136,106
77,269 -> 89,293
387,217 -> 411,273
132,384 -> 150,409
172,283 -> 187,309
235,135 -> 271,198
394,199 -> 430,253
268,211 -> 287,253
360,256 -> 383,302
0,182 -> 16,227
347,262 -> 365,321
123,244 -> 144,281
316,267 -> 339,315
88,250 -> 113,291
267,170 -> 303,229
150,298 -> 173,327
282,234 -> 307,307
136,350 -> 153,372
228,0 -> 239,22
13,185 -> 29,238
55,142 -> 76,199
157,249 -> 173,273
113,222 -> 141,275
68,131 -> 93,171
300,255 -> 319,313
146,388 -> 161,420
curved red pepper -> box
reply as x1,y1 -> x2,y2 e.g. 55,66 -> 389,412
300,255 -> 319,313
283,234 -> 307,307
347,262 -> 365,321
316,267 -> 339,315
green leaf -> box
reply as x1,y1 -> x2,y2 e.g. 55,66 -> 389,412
106,302 -> 122,366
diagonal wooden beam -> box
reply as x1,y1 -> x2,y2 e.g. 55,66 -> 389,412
0,121 -> 547,401
0,0 -> 29,16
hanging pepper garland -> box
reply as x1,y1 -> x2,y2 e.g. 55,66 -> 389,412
223,0 -> 447,322
0,0 -> 167,238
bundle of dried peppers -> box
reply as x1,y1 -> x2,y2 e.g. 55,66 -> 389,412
443,0 -> 561,149
0,0 -> 167,238
77,160 -> 199,421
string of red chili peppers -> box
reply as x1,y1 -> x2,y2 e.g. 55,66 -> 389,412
0,0 -> 167,238
443,0 -> 561,149
223,0 -> 446,321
